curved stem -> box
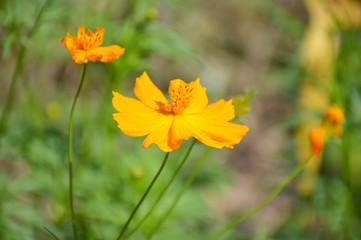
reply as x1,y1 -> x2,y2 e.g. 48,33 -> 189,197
116,152 -> 171,240
207,155 -> 315,240
147,146 -> 211,239
68,64 -> 87,240
124,139 -> 197,239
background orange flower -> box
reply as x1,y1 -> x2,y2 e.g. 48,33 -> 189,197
309,127 -> 325,157
61,25 -> 125,64
325,106 -> 345,136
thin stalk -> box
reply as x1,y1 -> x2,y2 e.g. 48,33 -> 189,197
0,0 -> 51,136
68,64 -> 87,240
124,139 -> 197,239
116,152 -> 171,240
207,155 -> 315,240
0,48 -> 25,135
43,227 -> 61,240
147,146 -> 211,239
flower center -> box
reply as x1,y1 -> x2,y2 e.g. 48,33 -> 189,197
163,80 -> 194,114
78,28 -> 103,51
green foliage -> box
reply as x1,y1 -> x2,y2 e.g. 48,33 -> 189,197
1,0 -> 361,239
233,90 -> 257,118
272,28 -> 361,240
0,0 -> 230,239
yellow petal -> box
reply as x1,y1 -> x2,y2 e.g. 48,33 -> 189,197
134,72 -> 169,110
200,99 -> 235,121
112,91 -> 168,136
61,32 -> 80,55
77,25 -> 85,39
87,45 -> 125,63
168,115 -> 193,149
93,27 -> 105,48
183,78 -> 208,114
178,99 -> 248,148
61,32 -> 73,49
142,117 -> 174,152
72,50 -> 88,64
183,114 -> 249,148
168,96 -> 247,149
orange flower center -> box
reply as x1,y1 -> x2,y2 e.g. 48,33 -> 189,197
163,80 -> 194,114
78,27 -> 104,51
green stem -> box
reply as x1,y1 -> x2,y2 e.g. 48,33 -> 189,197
207,155 -> 315,240
27,0 -> 52,39
124,139 -> 197,239
147,146 -> 211,239
0,47 -> 25,135
116,152 -> 171,240
43,227 -> 61,240
0,0 -> 51,136
68,64 -> 87,240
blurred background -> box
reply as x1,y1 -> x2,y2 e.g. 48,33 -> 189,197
1,0 -> 361,239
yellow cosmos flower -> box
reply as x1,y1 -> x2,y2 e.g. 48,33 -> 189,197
61,25 -> 125,64
112,72 -> 249,152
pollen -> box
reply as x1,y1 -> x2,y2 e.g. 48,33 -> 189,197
163,80 -> 194,114
77,27 -> 104,51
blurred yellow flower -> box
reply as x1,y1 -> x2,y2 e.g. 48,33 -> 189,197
310,127 -> 325,157
61,25 -> 125,64
325,106 -> 345,136
45,101 -> 61,121
112,72 -> 249,152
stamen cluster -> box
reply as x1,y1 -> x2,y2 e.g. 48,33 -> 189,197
163,81 -> 194,114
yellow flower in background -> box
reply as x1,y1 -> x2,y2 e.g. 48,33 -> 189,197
324,106 -> 345,136
61,25 -> 125,64
310,127 -> 325,157
112,72 -> 249,152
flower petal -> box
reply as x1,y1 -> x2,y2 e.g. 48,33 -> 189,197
71,50 -> 88,64
61,32 -> 74,49
113,91 -> 176,152
77,25 -> 86,39
310,127 -> 324,157
134,72 -> 168,110
112,91 -> 167,136
61,32 -> 80,57
93,27 -> 105,48
200,99 -> 235,121
87,45 -> 125,63
182,114 -> 249,148
168,96 -> 247,149
168,115 -> 193,149
142,117 -> 174,152
171,99 -> 236,143
183,78 -> 208,114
